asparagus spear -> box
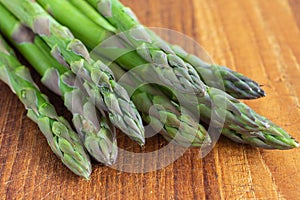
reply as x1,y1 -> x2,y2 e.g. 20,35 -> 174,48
78,0 -> 265,99
193,88 -> 299,149
109,63 -> 211,147
69,0 -> 117,33
0,4 -> 117,165
0,0 -> 145,145
0,34 -> 92,179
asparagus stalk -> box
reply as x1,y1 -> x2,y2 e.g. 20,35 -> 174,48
81,0 -> 265,99
109,63 -> 211,147
69,0 -> 117,33
0,0 -> 145,145
0,4 -> 117,165
0,34 -> 92,179
192,88 -> 298,149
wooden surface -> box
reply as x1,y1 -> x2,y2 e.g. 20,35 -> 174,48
1,0 -> 300,199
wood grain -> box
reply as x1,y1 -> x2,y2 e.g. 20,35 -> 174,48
1,0 -> 300,199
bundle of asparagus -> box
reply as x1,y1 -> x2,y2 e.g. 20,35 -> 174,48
30,0 -> 298,149
0,0 -> 298,179
0,4 -> 118,166
0,34 -> 91,179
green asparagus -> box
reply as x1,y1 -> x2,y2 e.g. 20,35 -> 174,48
37,0 -> 264,101
38,0 -> 207,97
85,0 -> 299,149
2,0 -> 298,149
0,4 -> 117,165
80,0 -> 265,99
0,0 -> 145,145
109,63 -> 211,147
0,34 -> 91,179
111,58 -> 299,149
35,0 -> 298,149
192,88 -> 298,149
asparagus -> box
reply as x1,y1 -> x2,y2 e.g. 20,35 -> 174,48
0,34 -> 91,179
38,0 -> 299,149
109,63 -> 211,147
1,2 -> 210,149
82,0 -> 265,99
38,0 -> 265,100
195,88 -> 299,149
0,0 -> 145,145
35,0 -> 299,149
0,4 -> 117,165
91,34 -> 299,149
72,0 -> 298,149
38,0 -> 207,97
113,58 -> 299,149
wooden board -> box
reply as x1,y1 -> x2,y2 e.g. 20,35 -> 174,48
1,0 -> 300,199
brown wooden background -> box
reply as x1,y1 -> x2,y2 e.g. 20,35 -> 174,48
1,0 -> 300,199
